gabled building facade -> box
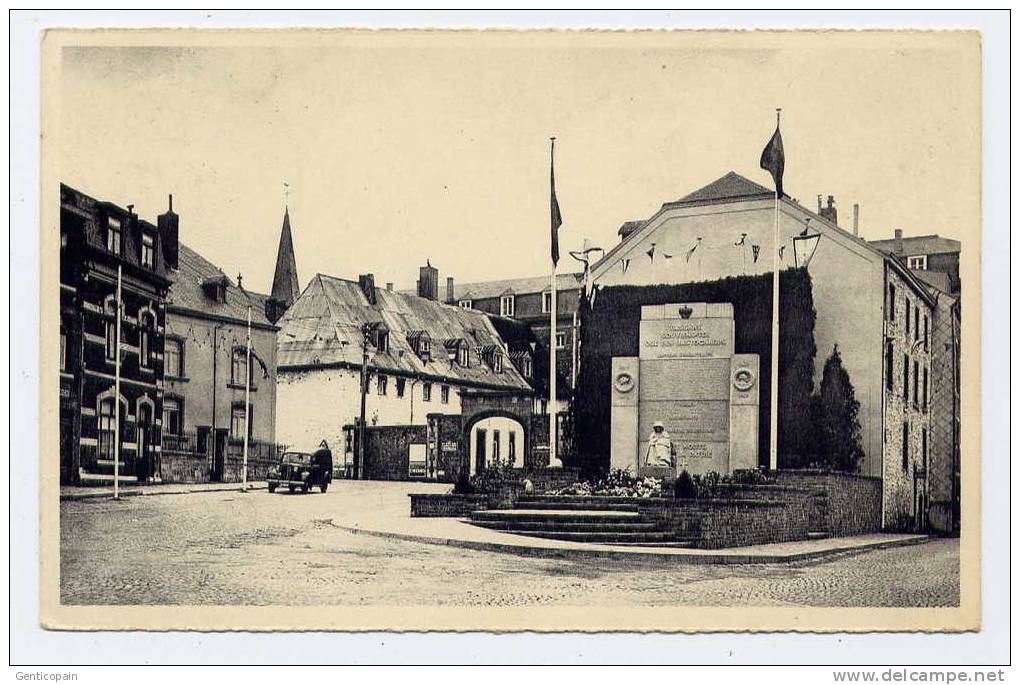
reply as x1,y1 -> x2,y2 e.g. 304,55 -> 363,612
869,230 -> 961,295
59,184 -> 174,486
589,171 -> 940,528
275,272 -> 535,478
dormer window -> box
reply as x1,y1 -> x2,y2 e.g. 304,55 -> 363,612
500,294 -> 515,318
493,352 -> 504,374
542,291 -> 552,314
106,216 -> 122,254
419,338 -> 431,359
140,232 -> 155,268
407,331 -> 432,362
522,355 -> 532,379
458,299 -> 473,309
377,330 -> 389,353
457,345 -> 470,368
201,276 -> 228,303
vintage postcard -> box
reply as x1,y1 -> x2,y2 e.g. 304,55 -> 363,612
39,27 -> 981,632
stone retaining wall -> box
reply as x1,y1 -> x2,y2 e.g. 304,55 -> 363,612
409,493 -> 488,517
638,497 -> 811,549
160,450 -> 209,484
772,470 -> 882,536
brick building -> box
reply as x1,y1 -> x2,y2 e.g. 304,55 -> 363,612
59,184 -> 174,486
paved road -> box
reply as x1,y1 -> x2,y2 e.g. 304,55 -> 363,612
61,481 -> 960,607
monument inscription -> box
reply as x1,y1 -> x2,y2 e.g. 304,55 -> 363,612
610,302 -> 760,477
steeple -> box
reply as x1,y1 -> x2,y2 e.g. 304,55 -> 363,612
270,206 -> 300,310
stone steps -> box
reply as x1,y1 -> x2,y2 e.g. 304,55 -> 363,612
470,519 -> 661,533
510,500 -> 641,512
470,509 -> 642,524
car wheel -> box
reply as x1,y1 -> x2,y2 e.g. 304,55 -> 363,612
288,485 -> 296,493
268,484 -> 277,493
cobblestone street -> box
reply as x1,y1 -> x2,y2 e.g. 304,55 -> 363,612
61,481 -> 960,607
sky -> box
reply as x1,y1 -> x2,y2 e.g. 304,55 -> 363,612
55,30 -> 980,296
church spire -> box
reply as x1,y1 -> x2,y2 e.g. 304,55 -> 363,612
270,205 -> 300,311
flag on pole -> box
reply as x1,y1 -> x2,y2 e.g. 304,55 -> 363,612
550,139 -> 562,266
622,258 -> 630,274
662,252 -> 673,259
685,238 -> 701,263
735,233 -> 747,246
778,245 -> 786,261
752,244 -> 761,262
759,122 -> 785,197
646,243 -> 656,262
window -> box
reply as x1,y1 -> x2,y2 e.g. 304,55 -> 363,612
907,255 -> 928,270
522,355 -> 532,379
231,348 -> 251,385
138,313 -> 154,369
458,299 -> 472,309
885,341 -> 894,391
905,300 -> 911,337
922,367 -> 929,411
230,403 -> 253,440
924,315 -> 929,351
493,430 -> 501,460
922,428 -> 928,471
500,294 -> 515,318
417,337 -> 431,361
902,354 -> 909,403
542,291 -> 552,314
98,398 -> 117,461
162,397 -> 181,436
902,422 -> 909,471
492,353 -> 504,374
165,339 -> 183,377
914,306 -> 920,342
106,216 -> 122,254
105,320 -> 117,361
918,358 -> 926,407
377,375 -> 388,396
508,431 -> 517,461
396,378 -> 406,398
555,332 -> 567,350
440,385 -> 450,404
422,382 -> 432,402
376,330 -> 389,353
140,232 -> 155,268
60,329 -> 67,371
888,284 -> 896,321
456,345 -> 470,368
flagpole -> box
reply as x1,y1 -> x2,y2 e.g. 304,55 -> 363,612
769,109 -> 781,472
242,301 -> 251,490
549,136 -> 559,469
114,264 -> 122,499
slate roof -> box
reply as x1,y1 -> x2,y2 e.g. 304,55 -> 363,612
868,234 -> 961,256
270,208 -> 300,307
168,243 -> 274,328
452,272 -> 583,302
662,171 -> 775,209
910,269 -> 953,294
277,273 -> 533,393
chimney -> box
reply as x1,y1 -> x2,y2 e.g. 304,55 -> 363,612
817,195 -> 823,213
819,195 -> 838,225
358,273 -> 377,305
157,193 -> 179,270
894,229 -> 904,255
446,277 -> 455,303
852,203 -> 860,237
417,260 -> 439,301
385,282 -> 393,291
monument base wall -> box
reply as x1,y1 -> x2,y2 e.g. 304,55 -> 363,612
638,498 -> 811,549
773,470 -> 882,536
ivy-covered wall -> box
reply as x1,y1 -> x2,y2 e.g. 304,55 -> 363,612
574,269 -> 818,477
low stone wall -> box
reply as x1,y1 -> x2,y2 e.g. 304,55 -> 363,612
638,497 -> 811,550
410,493 -> 489,517
773,470 -> 882,537
712,483 -> 821,533
522,468 -> 581,493
160,450 -> 209,484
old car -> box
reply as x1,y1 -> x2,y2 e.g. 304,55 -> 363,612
268,444 -> 333,494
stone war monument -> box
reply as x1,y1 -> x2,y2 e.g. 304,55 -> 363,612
610,302 -> 760,477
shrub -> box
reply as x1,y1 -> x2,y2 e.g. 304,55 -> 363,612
812,344 -> 865,472
452,470 -> 474,495
469,455 -> 517,494
673,470 -> 696,499
549,468 -> 663,498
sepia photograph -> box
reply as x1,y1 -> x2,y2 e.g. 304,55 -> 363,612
32,21 -> 987,639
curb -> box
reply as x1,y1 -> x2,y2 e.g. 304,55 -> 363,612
61,484 -> 268,501
332,523 -> 931,565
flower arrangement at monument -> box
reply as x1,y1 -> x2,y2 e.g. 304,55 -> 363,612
550,469 -> 663,498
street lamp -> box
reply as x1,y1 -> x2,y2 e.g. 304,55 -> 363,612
792,219 -> 822,269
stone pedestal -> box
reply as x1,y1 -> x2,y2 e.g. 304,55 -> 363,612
610,302 -> 760,475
